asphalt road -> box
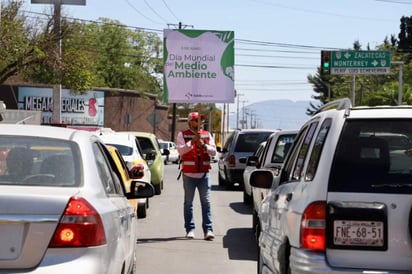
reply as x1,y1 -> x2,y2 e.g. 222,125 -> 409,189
135,162 -> 258,274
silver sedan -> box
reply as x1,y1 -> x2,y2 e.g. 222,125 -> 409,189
0,124 -> 154,274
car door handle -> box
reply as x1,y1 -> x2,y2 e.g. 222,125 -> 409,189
286,193 -> 293,202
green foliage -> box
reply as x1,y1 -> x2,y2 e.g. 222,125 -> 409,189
0,2 -> 163,96
307,16 -> 412,113
0,0 -> 52,83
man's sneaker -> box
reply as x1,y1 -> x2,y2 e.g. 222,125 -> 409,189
186,231 -> 195,239
204,231 -> 215,241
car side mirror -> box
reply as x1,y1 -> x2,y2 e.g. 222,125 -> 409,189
127,180 -> 155,199
246,156 -> 259,166
249,169 -> 273,189
145,151 -> 156,161
162,148 -> 170,156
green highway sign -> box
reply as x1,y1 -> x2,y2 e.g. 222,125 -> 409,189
328,50 -> 391,75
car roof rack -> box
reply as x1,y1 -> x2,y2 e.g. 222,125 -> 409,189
313,98 -> 352,115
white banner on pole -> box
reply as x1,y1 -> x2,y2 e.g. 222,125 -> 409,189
163,29 -> 235,103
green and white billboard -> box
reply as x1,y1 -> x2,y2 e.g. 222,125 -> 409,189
163,29 -> 235,103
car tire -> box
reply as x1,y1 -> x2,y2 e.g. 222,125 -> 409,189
129,247 -> 137,274
257,245 -> 263,274
243,189 -> 252,204
252,210 -> 258,233
154,183 -> 161,195
218,173 -> 225,186
137,203 -> 147,219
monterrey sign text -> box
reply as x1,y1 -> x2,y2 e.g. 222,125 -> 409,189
331,50 -> 391,75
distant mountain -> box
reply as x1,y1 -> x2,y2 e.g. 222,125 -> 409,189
229,99 -> 317,130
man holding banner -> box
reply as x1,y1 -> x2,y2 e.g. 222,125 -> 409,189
177,111 -> 217,240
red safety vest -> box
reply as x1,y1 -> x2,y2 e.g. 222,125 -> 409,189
181,129 -> 211,173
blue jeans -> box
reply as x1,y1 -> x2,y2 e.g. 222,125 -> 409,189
182,173 -> 213,233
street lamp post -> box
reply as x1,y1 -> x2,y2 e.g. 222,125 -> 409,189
31,0 -> 86,123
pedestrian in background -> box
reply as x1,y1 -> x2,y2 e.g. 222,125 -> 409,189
176,112 -> 217,240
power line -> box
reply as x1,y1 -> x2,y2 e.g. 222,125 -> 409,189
375,0 -> 412,4
161,0 -> 180,22
142,0 -> 169,23
123,0 -> 164,25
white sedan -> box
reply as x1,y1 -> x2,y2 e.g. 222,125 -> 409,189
0,124 -> 154,274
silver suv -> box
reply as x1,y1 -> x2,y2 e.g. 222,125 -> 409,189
217,129 -> 276,189
251,98 -> 412,274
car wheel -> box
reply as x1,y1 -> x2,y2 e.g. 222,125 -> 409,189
255,217 -> 261,245
218,173 -> 225,186
243,189 -> 252,204
146,197 -> 149,209
137,203 -> 147,219
154,183 -> 162,195
129,246 -> 137,274
257,245 -> 263,274
252,210 -> 258,233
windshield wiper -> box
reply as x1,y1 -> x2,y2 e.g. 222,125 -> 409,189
371,183 -> 412,188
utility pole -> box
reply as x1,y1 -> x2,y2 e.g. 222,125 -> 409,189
392,61 -> 404,105
31,0 -> 86,124
52,0 -> 62,123
249,110 -> 255,129
241,100 -> 247,129
236,93 -> 243,129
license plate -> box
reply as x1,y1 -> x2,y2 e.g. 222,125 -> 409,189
333,220 -> 384,246
0,223 -> 24,259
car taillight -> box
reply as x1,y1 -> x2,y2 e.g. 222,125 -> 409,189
301,201 -> 326,251
228,155 -> 236,167
49,197 -> 106,248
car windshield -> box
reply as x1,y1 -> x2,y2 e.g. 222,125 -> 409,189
159,142 -> 167,150
235,132 -> 273,153
0,136 -> 80,187
329,119 -> 412,194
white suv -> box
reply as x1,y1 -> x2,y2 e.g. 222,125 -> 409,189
251,98 -> 412,274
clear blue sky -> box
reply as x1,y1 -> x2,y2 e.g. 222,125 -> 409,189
25,0 -> 411,106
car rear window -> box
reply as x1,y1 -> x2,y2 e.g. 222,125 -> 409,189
329,119 -> 412,194
0,136 -> 80,187
234,132 -> 273,152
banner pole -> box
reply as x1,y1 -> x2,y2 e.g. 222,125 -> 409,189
196,103 -> 202,145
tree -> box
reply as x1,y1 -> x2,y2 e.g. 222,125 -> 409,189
1,2 -> 163,95
80,18 -> 163,95
0,0 -> 59,84
24,17 -> 97,92
398,16 -> 412,62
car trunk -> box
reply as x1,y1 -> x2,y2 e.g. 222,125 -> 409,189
0,186 -> 78,269
326,192 -> 412,271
